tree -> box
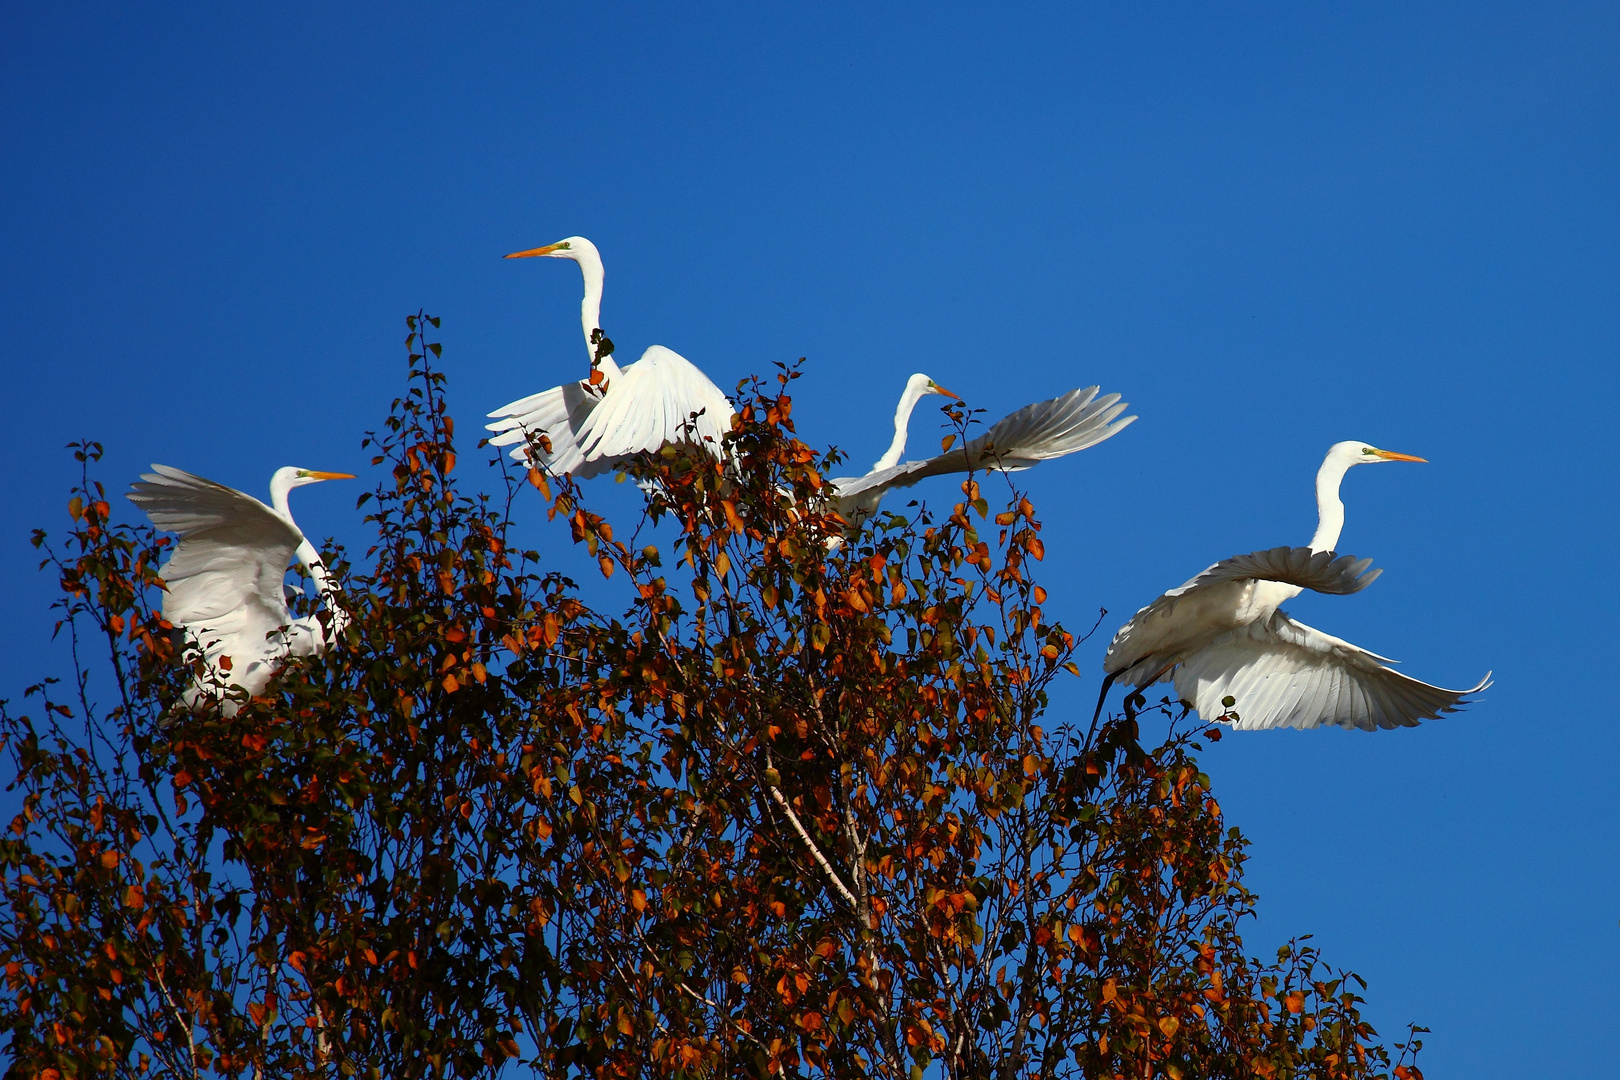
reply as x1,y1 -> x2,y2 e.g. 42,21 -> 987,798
0,314 -> 1426,1079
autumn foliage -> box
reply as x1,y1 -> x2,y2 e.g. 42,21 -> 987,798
0,315 -> 1426,1078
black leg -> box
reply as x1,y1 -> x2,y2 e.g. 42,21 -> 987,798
1090,670 -> 1119,729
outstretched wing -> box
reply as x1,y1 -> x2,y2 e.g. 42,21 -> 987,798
833,386 -> 1135,507
1173,610 -> 1493,731
486,378 -> 604,477
127,465 -> 300,648
487,347 -> 732,479
1170,546 -> 1382,597
572,345 -> 734,463
1104,546 -> 1383,685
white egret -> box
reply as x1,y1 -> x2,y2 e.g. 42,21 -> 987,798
1098,442 -> 1491,732
128,465 -> 354,715
830,385 -> 1135,529
486,236 -> 733,478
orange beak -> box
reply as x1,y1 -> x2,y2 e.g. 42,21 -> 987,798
1372,449 -> 1427,463
304,471 -> 356,481
934,385 -> 961,401
505,242 -> 566,259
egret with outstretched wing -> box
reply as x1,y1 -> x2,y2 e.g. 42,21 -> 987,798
128,465 -> 353,714
1099,442 -> 1491,731
486,236 -> 733,478
830,385 -> 1135,529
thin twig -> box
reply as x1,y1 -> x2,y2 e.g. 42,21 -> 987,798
151,964 -> 201,1080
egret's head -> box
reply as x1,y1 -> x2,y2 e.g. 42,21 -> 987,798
906,372 -> 960,404
1328,441 -> 1428,469
504,236 -> 598,263
274,467 -> 357,491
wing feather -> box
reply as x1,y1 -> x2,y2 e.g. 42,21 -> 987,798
128,466 -> 301,629
570,345 -> 734,468
486,379 -> 599,476
1173,610 -> 1492,731
1105,546 -> 1388,682
1174,546 -> 1382,598
831,386 -> 1135,517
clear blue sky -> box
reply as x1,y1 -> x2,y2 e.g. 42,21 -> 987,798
3,4 -> 1616,1073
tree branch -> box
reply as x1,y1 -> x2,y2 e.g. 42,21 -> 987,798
765,778 -> 858,910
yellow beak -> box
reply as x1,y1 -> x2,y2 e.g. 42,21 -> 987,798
933,384 -> 961,401
303,471 -> 356,481
505,242 -> 566,259
1373,449 -> 1427,463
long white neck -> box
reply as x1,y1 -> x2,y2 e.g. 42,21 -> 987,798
873,381 -> 930,471
271,474 -> 345,632
1309,455 -> 1352,553
270,473 -> 298,525
574,250 -> 605,365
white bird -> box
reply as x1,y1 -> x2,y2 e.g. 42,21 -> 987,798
128,465 -> 353,714
829,384 -> 1136,529
486,236 -> 734,478
1099,441 -> 1491,732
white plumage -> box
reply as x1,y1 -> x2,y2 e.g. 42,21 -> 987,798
1102,441 -> 1491,732
486,236 -> 733,478
830,384 -> 1135,528
128,464 -> 352,714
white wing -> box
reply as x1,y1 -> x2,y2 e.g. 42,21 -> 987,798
572,345 -> 733,462
487,346 -> 732,479
831,387 -> 1135,520
1105,546 -> 1382,687
1174,610 -> 1493,731
1170,546 -> 1382,596
128,466 -> 305,703
486,377 -> 604,477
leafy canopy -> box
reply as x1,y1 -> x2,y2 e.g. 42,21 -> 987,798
0,314 -> 1425,1080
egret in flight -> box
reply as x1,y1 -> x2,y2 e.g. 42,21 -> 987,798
128,465 -> 354,715
486,236 -> 733,478
1098,442 -> 1491,732
830,384 -> 1135,529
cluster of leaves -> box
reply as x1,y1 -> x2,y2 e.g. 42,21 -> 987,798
0,315 -> 1425,1079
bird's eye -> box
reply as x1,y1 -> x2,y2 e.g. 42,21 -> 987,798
556,241 -> 571,250
1362,447 -> 1375,455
